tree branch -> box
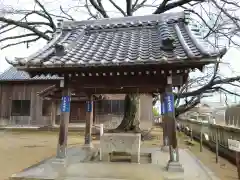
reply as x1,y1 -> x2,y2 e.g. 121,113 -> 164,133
175,95 -> 201,117
1,36 -> 41,50
179,75 -> 240,98
34,0 -> 56,30
0,33 -> 37,43
153,0 -> 204,14
0,16 -> 51,41
85,0 -> 100,19
60,6 -> 75,21
132,0 -> 147,12
153,0 -> 169,14
89,0 -> 109,18
109,0 -> 126,16
132,0 -> 139,10
126,0 -> 132,16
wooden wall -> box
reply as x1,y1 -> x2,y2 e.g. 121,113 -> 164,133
0,83 -> 52,126
0,83 -> 152,127
70,101 -> 86,123
0,83 -> 126,126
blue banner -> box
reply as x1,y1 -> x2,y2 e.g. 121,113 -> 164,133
61,96 -> 71,112
86,101 -> 92,112
164,94 -> 174,113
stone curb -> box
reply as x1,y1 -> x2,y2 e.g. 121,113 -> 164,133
10,146 -> 90,180
184,149 -> 221,180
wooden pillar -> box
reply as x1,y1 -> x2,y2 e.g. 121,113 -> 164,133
160,92 -> 169,151
236,152 -> 240,180
93,101 -> 96,125
56,77 -> 71,159
51,100 -> 57,127
84,95 -> 93,147
165,75 -> 183,172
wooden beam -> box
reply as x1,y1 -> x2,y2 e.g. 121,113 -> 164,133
73,87 -> 163,94
25,63 -> 200,78
71,74 -> 166,88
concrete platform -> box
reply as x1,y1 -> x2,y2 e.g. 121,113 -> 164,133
10,146 -> 94,180
10,147 -> 220,180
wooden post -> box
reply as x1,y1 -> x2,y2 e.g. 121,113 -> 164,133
51,100 -> 57,127
84,95 -> 93,148
99,123 -> 104,161
215,128 -> 219,163
160,92 -> 169,151
200,115 -> 203,152
190,123 -> 193,141
236,152 -> 240,179
93,101 -> 96,125
165,76 -> 183,172
200,125 -> 203,152
56,77 -> 71,159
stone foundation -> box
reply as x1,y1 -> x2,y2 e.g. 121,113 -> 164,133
100,133 -> 141,163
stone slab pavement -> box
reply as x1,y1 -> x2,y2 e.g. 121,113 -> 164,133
10,146 -> 92,180
151,148 -> 220,180
10,146 -> 220,180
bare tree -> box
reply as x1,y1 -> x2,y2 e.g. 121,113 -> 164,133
1,0 -> 240,131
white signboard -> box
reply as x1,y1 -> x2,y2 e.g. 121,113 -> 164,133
228,139 -> 240,152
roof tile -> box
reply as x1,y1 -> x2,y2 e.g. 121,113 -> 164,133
0,67 -> 61,81
9,11 -> 226,68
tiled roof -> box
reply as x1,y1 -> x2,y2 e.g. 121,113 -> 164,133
8,11 -> 226,68
0,67 -> 61,81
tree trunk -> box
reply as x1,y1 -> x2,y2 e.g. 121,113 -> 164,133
112,93 -> 141,133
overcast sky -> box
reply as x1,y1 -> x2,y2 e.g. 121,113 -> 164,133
1,0 -> 240,104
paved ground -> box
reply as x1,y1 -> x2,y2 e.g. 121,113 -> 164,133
11,145 -> 219,180
63,148 -> 216,180
0,127 -> 238,180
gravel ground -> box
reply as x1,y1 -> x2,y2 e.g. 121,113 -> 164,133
0,131 -> 84,180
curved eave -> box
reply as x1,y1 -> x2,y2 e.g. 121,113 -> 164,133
184,22 -> 228,59
5,57 -> 27,66
5,30 -> 69,67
